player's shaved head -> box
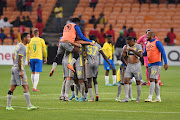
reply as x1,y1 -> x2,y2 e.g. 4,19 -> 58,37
146,31 -> 155,41
33,28 -> 39,36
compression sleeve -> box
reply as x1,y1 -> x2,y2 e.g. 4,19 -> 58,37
143,45 -> 147,56
156,41 -> 167,64
75,25 -> 92,42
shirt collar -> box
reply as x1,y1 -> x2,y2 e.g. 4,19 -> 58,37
20,42 -> 25,46
72,22 -> 76,24
150,38 -> 155,42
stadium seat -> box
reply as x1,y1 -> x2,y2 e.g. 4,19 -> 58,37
108,20 -> 116,25
126,20 -> 135,24
96,3 -> 105,8
117,19 -> 126,24
151,24 -> 161,29
159,4 -> 167,8
135,16 -> 144,20
150,4 -> 158,8
169,8 -> 176,12
105,3 -> 114,7
132,3 -> 140,8
135,20 -> 144,24
160,24 -> 170,29
143,24 -> 152,29
126,16 -> 135,20
140,7 -> 149,12
133,24 -> 142,29
141,4 -> 149,8
138,12 -> 148,16
123,3 -> 131,8
113,7 -> 121,12
117,16 -> 126,20
122,8 -> 131,12
104,7 -> 113,12
159,8 -> 168,12
145,20 -> 153,24
114,3 -> 122,7
132,8 -> 140,12
150,8 -> 159,12
157,12 -> 166,16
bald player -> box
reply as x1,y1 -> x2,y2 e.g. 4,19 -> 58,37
144,32 -> 168,102
137,29 -> 164,86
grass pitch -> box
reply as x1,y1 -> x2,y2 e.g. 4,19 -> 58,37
0,65 -> 180,120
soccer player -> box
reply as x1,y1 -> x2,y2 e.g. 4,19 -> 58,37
144,32 -> 168,102
137,29 -> 164,86
102,35 -> 117,86
50,17 -> 94,73
85,35 -> 113,101
120,36 -> 143,103
27,28 -> 47,92
6,33 -> 38,111
116,57 -> 136,101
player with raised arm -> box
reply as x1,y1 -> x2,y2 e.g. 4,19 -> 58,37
120,36 -> 143,103
102,35 -> 117,86
137,29 -> 164,86
49,18 -> 94,75
144,32 -> 168,102
86,35 -> 114,101
27,28 -> 47,92
6,33 -> 38,111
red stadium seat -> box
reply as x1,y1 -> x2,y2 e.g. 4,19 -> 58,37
159,4 -> 167,8
150,4 -> 158,8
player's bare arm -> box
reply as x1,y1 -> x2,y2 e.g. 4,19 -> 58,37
99,50 -> 114,70
18,55 -> 24,78
75,40 -> 95,46
164,64 -> 168,70
121,46 -> 128,66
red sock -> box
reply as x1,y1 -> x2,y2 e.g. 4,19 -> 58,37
158,74 -> 161,83
146,67 -> 150,83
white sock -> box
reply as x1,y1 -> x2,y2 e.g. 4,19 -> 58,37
31,74 -> 35,85
112,75 -> 117,84
70,58 -> 77,65
149,82 -> 155,99
105,76 -> 109,85
33,74 -> 40,89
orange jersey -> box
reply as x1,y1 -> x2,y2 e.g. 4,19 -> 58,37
146,39 -> 161,64
61,23 -> 76,42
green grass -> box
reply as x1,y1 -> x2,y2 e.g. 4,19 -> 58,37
0,65 -> 180,120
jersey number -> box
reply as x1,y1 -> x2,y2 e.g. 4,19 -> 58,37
33,44 -> 36,52
87,46 -> 98,55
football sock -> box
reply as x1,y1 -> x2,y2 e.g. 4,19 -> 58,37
112,75 -> 117,84
129,84 -> 133,99
33,74 -> 39,89
80,82 -> 85,98
124,84 -> 129,99
88,88 -> 93,100
105,76 -> 109,85
75,84 -> 79,98
60,80 -> 66,96
94,84 -> 98,95
31,74 -> 34,85
149,82 -> 155,99
155,82 -> 161,99
7,94 -> 13,107
117,84 -> 123,98
70,58 -> 77,65
146,67 -> 149,82
158,74 -> 161,82
137,85 -> 141,101
24,92 -> 32,107
65,80 -> 71,98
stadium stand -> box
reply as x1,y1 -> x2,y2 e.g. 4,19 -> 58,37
73,0 -> 180,44
0,0 -> 56,45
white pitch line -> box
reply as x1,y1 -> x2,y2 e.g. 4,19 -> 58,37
0,105 -> 179,114
0,92 -> 179,99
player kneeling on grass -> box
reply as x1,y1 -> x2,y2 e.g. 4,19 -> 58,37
120,36 -> 143,103
85,35 -> 114,101
144,32 -> 168,102
116,57 -> 136,102
102,35 -> 117,86
6,33 -> 38,111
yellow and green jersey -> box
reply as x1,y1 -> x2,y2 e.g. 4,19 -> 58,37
102,42 -> 114,60
27,37 -> 47,61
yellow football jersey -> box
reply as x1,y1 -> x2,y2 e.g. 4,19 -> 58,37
27,37 -> 47,61
102,42 -> 114,60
